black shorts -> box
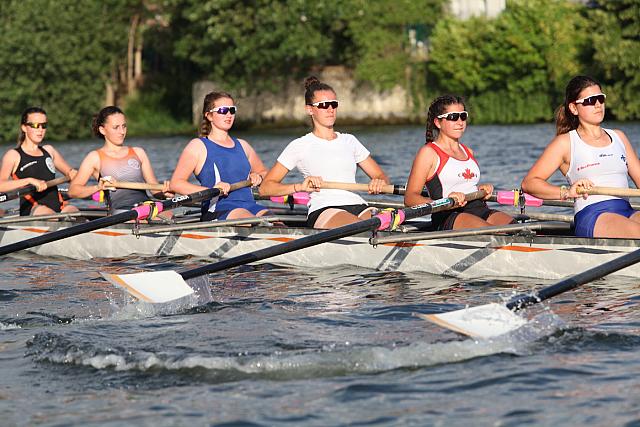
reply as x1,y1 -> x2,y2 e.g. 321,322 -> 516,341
306,204 -> 369,227
430,199 -> 500,231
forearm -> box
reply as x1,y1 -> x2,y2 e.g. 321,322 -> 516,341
170,179 -> 208,195
68,182 -> 100,199
521,177 -> 566,200
259,180 -> 298,197
0,178 -> 37,192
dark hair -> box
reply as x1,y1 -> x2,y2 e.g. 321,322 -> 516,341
92,106 -> 125,139
200,91 -> 234,136
425,95 -> 466,143
555,75 -> 602,135
304,76 -> 335,106
17,106 -> 47,146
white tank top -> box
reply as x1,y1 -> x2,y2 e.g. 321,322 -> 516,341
425,142 -> 480,199
566,128 -> 629,214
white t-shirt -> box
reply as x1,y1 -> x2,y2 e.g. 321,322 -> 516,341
277,132 -> 371,213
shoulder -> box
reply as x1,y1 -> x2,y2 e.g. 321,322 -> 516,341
41,144 -> 55,155
611,129 -> 630,142
132,146 -> 148,158
185,137 -> 206,151
1,148 -> 20,163
549,132 -> 571,150
236,138 -> 254,151
416,144 -> 438,160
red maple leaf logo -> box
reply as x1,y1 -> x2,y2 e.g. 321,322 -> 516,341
460,168 -> 476,180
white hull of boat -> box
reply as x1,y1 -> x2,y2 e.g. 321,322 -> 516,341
2,220 -> 640,280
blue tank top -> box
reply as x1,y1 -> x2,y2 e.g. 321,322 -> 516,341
196,136 -> 255,215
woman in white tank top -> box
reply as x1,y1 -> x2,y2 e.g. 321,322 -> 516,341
521,75 -> 640,238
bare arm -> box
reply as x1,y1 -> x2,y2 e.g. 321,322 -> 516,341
0,149 -> 47,192
404,145 -> 436,207
170,139 -> 218,195
68,151 -> 103,199
521,134 -> 575,199
239,139 -> 268,186
617,130 -> 640,189
43,145 -> 76,178
357,155 -> 390,194
258,162 -> 298,196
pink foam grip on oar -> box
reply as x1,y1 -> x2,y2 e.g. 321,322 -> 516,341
496,191 -> 543,207
92,191 -> 105,202
270,192 -> 311,205
132,201 -> 165,220
376,210 -> 406,231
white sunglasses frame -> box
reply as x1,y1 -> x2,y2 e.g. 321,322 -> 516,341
574,93 -> 606,105
436,111 -> 468,120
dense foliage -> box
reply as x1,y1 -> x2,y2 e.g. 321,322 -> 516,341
0,0 -> 134,142
0,0 -> 638,141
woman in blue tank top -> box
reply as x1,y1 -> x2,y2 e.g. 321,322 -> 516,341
170,91 -> 269,220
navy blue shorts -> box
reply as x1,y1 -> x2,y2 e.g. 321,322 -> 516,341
574,199 -> 636,238
202,202 -> 269,221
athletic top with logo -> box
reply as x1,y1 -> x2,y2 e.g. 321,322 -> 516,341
98,147 -> 148,211
424,142 -> 480,199
12,146 -> 62,216
566,129 -> 629,214
277,132 -> 370,214
196,136 -> 265,217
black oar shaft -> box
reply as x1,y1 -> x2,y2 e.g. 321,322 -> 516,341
180,190 -> 486,281
0,187 -> 225,257
0,176 -> 69,203
506,247 -> 640,311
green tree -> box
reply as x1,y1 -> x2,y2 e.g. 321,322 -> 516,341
427,0 -> 590,123
590,0 -> 640,120
0,0 -> 133,142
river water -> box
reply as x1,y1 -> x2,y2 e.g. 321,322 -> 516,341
1,123 -> 640,426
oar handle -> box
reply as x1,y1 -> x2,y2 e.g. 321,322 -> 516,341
0,176 -> 70,203
111,181 -> 165,191
230,180 -> 252,191
320,181 -> 404,194
577,186 -> 640,198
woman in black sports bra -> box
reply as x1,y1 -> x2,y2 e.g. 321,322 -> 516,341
0,107 -> 78,216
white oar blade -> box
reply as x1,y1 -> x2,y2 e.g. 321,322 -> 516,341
418,303 -> 528,339
102,271 -> 194,304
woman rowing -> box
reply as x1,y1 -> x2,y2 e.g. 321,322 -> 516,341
68,106 -> 170,215
521,75 -> 640,238
259,76 -> 390,229
0,107 -> 78,216
170,91 -> 269,221
404,95 -> 513,230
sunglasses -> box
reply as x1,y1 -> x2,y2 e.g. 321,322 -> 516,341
575,93 -> 606,106
309,100 -> 339,109
209,106 -> 237,115
24,122 -> 48,129
437,111 -> 468,121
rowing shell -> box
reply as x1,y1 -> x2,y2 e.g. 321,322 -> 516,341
2,217 -> 640,280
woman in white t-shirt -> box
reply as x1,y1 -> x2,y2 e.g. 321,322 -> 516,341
260,76 -> 389,229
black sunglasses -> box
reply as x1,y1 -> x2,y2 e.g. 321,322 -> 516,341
25,122 -> 48,129
437,111 -> 468,122
209,106 -> 237,115
309,100 -> 339,109
575,93 -> 606,106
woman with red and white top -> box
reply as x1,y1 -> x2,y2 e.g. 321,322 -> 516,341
69,106 -> 170,214
404,95 -> 513,230
522,75 -> 640,238
259,76 -> 390,229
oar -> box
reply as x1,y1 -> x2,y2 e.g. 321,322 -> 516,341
91,181 -> 166,202
0,176 -> 69,203
0,180 -> 251,257
577,186 -> 640,198
421,247 -> 640,339
102,190 -> 487,304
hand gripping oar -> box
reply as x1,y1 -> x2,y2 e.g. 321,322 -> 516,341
102,190 -> 487,304
0,180 -> 251,257
0,176 -> 70,203
92,181 -> 166,202
421,247 -> 640,339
